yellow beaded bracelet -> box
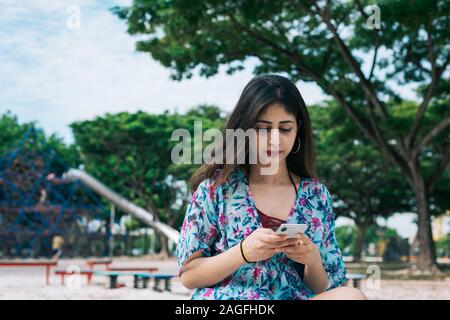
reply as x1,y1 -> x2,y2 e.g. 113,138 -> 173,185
240,239 -> 251,263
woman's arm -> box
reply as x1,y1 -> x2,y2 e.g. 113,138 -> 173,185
180,229 -> 295,289
180,243 -> 246,289
303,249 -> 329,294
302,184 -> 347,293
277,234 -> 329,294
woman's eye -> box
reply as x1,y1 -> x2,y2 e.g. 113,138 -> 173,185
256,128 -> 291,133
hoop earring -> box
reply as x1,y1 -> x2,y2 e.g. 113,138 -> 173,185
291,137 -> 301,154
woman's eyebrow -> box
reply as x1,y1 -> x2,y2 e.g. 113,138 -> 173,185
255,120 -> 295,124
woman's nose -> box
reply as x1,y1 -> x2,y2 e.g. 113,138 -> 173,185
268,129 -> 281,147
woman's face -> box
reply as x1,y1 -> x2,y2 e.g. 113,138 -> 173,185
251,103 -> 298,164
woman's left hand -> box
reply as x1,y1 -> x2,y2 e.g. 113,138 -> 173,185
275,233 -> 321,266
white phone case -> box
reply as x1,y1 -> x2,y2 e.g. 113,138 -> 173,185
275,223 -> 308,238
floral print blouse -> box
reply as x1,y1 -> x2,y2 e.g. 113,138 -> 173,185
176,167 -> 347,300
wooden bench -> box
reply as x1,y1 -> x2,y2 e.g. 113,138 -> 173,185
54,269 -> 93,285
109,267 -> 158,273
86,258 -> 112,270
0,259 -> 58,285
345,273 -> 366,289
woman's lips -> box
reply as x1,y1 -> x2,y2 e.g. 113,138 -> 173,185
266,150 -> 282,156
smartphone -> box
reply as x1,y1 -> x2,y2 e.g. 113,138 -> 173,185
275,223 -> 308,238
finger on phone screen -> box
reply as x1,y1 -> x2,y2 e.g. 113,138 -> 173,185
260,233 -> 287,244
278,238 -> 299,247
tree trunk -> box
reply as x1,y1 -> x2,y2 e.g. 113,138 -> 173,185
354,222 -> 368,262
409,162 -> 439,274
150,208 -> 170,260
158,233 -> 169,260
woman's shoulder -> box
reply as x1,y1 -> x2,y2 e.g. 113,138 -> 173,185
301,177 -> 332,198
192,167 -> 248,213
194,167 -> 230,200
203,166 -> 245,187
300,178 -> 335,222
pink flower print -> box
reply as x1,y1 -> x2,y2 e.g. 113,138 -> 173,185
233,228 -> 241,238
204,288 -> 214,298
299,198 -> 306,206
208,184 -> 216,201
246,206 -> 255,218
313,186 -> 321,195
218,215 -> 228,227
244,227 -> 252,237
186,221 -> 194,230
205,227 -> 217,242
327,212 -> 333,222
249,290 -> 260,299
252,267 -> 262,281
312,217 -> 321,231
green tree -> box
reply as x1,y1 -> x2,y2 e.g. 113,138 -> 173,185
71,107 -> 226,257
0,112 -> 34,155
336,224 -> 401,258
435,232 -> 450,258
0,112 -> 80,168
171,104 -> 228,186
311,103 -> 412,261
113,0 -> 450,273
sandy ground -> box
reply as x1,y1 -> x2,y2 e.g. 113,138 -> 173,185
361,279 -> 450,300
0,257 -> 192,300
0,257 -> 449,300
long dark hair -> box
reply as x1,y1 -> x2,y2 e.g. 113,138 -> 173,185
189,74 -> 317,192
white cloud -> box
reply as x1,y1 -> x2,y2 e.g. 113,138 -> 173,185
0,0 -> 326,143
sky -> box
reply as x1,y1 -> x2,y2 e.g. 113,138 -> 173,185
0,0 -> 328,144
0,0 -> 428,237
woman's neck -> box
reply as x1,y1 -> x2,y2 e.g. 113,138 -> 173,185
248,161 -> 291,186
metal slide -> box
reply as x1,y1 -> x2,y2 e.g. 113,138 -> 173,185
66,169 -> 180,243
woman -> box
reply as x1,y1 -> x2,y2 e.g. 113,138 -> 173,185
177,74 -> 367,300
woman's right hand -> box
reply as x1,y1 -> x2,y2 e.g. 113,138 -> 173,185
241,228 -> 299,262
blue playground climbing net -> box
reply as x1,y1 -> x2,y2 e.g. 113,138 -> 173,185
0,128 -> 111,258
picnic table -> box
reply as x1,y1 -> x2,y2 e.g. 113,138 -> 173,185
93,271 -> 153,289
345,273 -> 366,289
93,271 -> 178,291
53,266 -> 160,286
149,273 -> 178,292
54,268 -> 93,285
86,258 -> 112,270
0,259 -> 58,285
109,267 -> 158,273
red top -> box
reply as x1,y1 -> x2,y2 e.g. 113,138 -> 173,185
255,176 -> 299,231
255,205 -> 305,280
254,176 -> 304,280
256,208 -> 286,231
